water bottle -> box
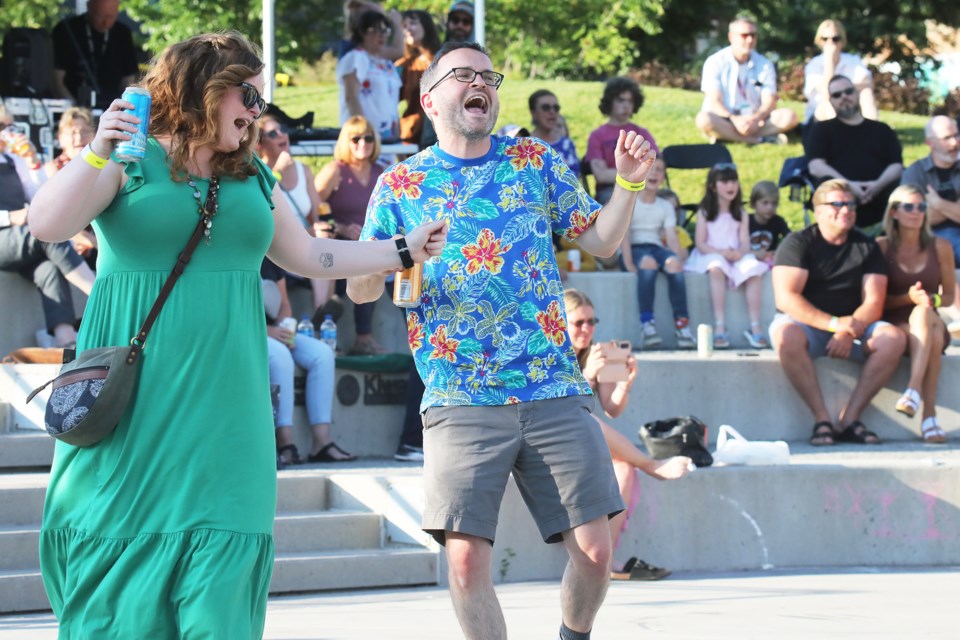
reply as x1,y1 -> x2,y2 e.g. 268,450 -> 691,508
296,315 -> 315,339
319,314 -> 337,352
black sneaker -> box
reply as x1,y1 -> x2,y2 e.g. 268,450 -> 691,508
394,444 -> 424,462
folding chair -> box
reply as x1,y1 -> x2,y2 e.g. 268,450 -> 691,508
778,156 -> 814,227
661,143 -> 734,229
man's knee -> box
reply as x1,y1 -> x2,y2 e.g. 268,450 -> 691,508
445,534 -> 492,590
867,324 -> 907,358
565,519 -> 613,575
771,321 -> 807,356
695,111 -> 715,134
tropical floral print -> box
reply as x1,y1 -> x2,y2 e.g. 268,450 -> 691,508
361,135 -> 601,410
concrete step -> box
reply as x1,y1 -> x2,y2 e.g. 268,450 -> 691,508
0,474 -> 47,527
270,547 -> 437,594
0,525 -> 39,571
0,569 -> 48,614
273,511 -> 382,553
0,433 -> 54,471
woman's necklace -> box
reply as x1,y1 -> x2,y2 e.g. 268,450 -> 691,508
187,175 -> 220,245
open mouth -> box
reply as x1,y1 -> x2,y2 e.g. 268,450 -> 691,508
464,94 -> 488,115
235,118 -> 251,132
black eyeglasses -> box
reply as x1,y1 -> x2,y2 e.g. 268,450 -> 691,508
262,125 -> 289,140
350,134 -> 375,144
713,162 -> 738,171
897,202 -> 928,213
820,35 -> 843,43
538,104 -> 561,113
238,82 -> 266,119
428,67 -> 504,93
571,318 -> 599,328
829,87 -> 856,100
823,200 -> 858,210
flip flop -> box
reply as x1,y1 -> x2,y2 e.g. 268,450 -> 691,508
307,442 -> 357,463
835,420 -> 881,445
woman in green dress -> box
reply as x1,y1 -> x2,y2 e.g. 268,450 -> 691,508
28,31 -> 447,638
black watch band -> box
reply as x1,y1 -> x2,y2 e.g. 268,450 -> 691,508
395,237 -> 415,270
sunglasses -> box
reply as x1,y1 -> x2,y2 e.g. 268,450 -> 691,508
449,15 -> 473,26
820,35 -> 843,43
823,200 -> 858,210
350,134 -> 375,144
238,82 -> 266,119
897,202 -> 928,213
713,162 -> 738,171
736,32 -> 757,39
365,26 -> 391,36
829,87 -> 856,100
538,103 -> 561,113
262,125 -> 289,140
571,318 -> 599,328
427,67 -> 504,93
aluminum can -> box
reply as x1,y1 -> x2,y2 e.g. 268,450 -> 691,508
115,87 -> 151,162
697,324 -> 714,358
279,317 -> 298,347
393,261 -> 423,308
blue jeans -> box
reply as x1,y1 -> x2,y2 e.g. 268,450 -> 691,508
267,334 -> 335,427
932,224 -> 960,268
630,243 -> 689,320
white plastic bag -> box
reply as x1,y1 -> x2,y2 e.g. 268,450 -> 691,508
713,425 -> 790,466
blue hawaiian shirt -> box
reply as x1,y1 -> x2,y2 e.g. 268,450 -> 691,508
361,135 -> 602,411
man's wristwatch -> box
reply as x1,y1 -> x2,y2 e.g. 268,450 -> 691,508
395,237 -> 414,270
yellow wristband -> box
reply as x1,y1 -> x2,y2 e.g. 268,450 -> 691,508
827,316 -> 839,333
81,145 -> 108,170
272,170 -> 282,182
615,174 -> 646,192
932,293 -> 942,308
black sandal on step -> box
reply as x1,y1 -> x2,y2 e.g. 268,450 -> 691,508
809,421 -> 835,446
307,442 -> 357,463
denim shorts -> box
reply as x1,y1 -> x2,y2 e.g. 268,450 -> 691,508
421,395 -> 623,545
769,313 -> 891,361
630,243 -> 678,270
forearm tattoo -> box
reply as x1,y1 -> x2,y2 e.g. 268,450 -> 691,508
318,252 -> 334,269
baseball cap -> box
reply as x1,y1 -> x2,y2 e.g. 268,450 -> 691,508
449,1 -> 474,16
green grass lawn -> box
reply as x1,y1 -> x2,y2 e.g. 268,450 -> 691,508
274,80 -> 929,231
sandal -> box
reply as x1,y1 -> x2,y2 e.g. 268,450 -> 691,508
809,420 -> 835,446
277,444 -> 302,466
307,442 -> 357,463
713,332 -> 731,349
921,417 -> 947,444
610,557 -> 671,581
743,330 -> 769,349
835,420 -> 881,445
895,388 -> 920,418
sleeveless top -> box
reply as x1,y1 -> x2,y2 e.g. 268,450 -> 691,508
882,242 -> 944,327
327,160 -> 385,233
279,161 -> 312,228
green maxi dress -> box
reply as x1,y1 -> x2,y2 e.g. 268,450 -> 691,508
40,138 -> 278,638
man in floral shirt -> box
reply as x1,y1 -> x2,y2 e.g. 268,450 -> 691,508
348,42 -> 655,640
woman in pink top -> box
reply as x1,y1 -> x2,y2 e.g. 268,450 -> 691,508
315,116 -> 388,354
684,163 -> 769,349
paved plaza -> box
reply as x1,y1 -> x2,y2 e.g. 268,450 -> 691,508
1,567 -> 954,639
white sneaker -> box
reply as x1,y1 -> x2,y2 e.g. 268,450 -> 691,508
675,326 -> 696,349
642,322 -> 662,348
394,445 -> 424,462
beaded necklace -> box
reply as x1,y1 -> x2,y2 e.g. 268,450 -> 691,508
186,176 -> 220,245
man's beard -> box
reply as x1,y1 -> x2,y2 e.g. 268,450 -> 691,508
837,102 -> 860,120
438,98 -> 499,143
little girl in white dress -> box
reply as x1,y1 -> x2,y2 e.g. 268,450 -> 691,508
684,163 -> 769,348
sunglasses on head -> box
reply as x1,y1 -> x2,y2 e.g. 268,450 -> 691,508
713,162 -> 738,171
823,200 -> 858,210
820,35 -> 843,43
262,125 -> 289,140
897,202 -> 928,213
350,134 -> 375,144
238,82 -> 266,119
538,103 -> 561,113
829,86 -> 856,100
572,318 -> 599,328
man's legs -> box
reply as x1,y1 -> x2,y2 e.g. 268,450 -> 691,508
838,324 -> 906,427
559,516 -> 614,635
770,318 -> 831,424
695,111 -> 754,144
445,532 -> 506,640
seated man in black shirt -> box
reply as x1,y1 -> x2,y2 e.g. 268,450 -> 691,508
769,179 -> 906,445
805,75 -> 902,231
51,0 -> 139,110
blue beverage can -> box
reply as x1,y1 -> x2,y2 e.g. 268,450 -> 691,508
115,86 -> 151,162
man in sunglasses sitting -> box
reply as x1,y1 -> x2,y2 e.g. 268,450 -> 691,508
348,41 -> 656,640
769,179 -> 905,447
805,75 -> 903,231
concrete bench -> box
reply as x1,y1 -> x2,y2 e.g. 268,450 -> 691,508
0,271 -> 87,357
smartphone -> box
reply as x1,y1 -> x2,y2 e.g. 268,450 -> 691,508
597,341 -> 631,383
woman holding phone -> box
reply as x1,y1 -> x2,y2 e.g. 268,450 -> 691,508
564,288 -> 690,580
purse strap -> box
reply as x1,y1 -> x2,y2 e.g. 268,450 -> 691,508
124,213 -> 211,365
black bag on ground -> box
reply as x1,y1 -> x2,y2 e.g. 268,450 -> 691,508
639,415 -> 713,467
